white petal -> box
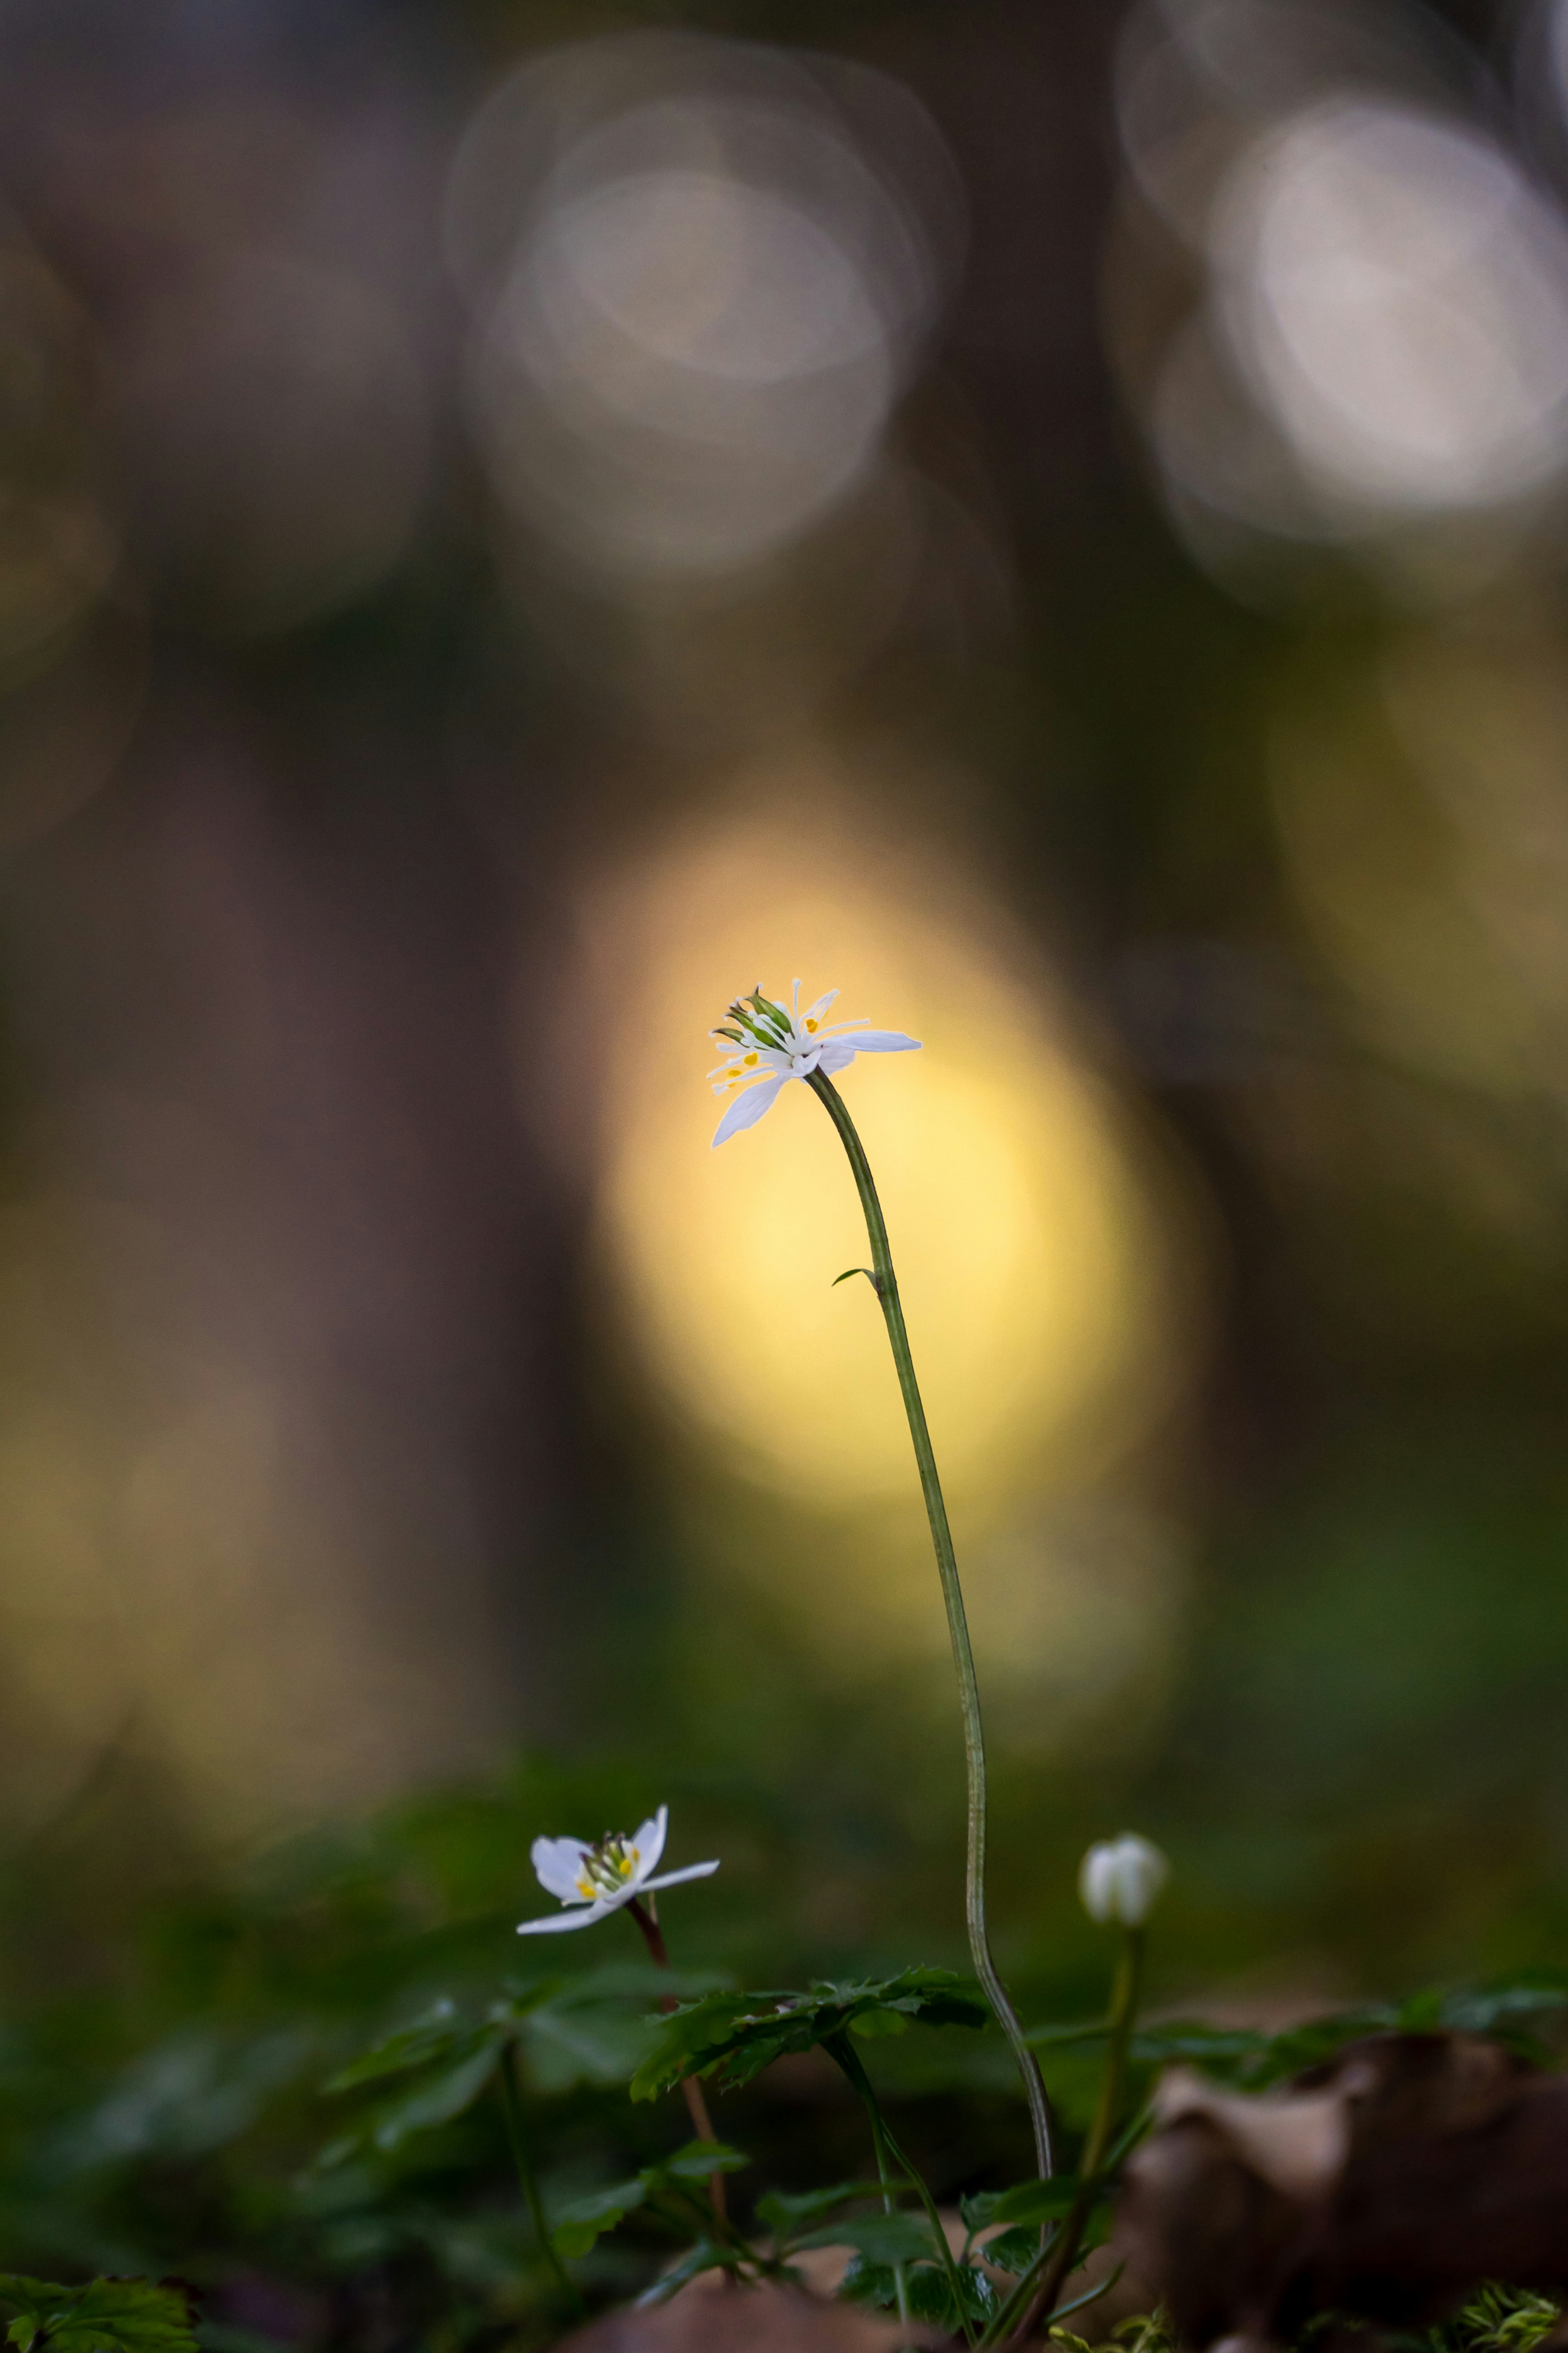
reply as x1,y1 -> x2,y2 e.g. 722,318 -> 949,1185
532,1836 -> 592,1902
1077,1833 -> 1168,1926
844,1031 -> 920,1053
1078,1843 -> 1118,1924
1109,1834 -> 1169,1925
712,1074 -> 787,1148
641,1860 -> 721,1893
816,1042 -> 858,1074
805,990 -> 840,1024
629,1804 -> 668,1883
517,1899 -> 618,1934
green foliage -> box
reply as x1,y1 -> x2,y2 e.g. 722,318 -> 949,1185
751,2183 -> 888,2235
980,2227 -> 1045,2277
4,1748 -> 1568,2353
840,2251 -> 1000,2333
0,2280 -> 196,2353
792,2212 -> 937,2265
547,2180 -> 647,2261
1104,2317 -> 1178,2353
630,1969 -> 988,2101
549,2141 -> 748,2259
1431,2284 -> 1564,2353
960,2177 -> 1082,2231
319,1966 -> 727,2164
1026,1969 -> 1568,2093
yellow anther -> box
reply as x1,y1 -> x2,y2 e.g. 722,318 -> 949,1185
805,1019 -> 818,1032
744,1052 -> 758,1065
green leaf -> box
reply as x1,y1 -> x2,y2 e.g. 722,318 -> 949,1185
838,2255 -> 998,2331
0,2279 -> 198,2353
1024,2018 -> 1112,2051
910,2263 -> 998,2330
520,1965 -> 725,2094
984,2175 -> 1083,2228
631,1969 -> 987,2103
847,2011 -> 909,2040
549,2180 -> 648,2260
656,2140 -> 750,2184
635,2244 -> 731,2306
1128,2023 -> 1273,2070
521,2001 -> 655,2092
1432,1972 -> 1568,2040
979,2228 -> 1040,2277
795,2213 -> 940,2266
837,2259 -> 899,2315
754,2183 -> 890,2239
1025,2016 -> 1277,2070
366,2044 -> 501,2152
323,2002 -> 479,2094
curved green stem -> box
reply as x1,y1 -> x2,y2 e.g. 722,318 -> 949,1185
498,2042 -> 585,2316
809,1070 -> 1053,2179
998,1927 -> 1145,2349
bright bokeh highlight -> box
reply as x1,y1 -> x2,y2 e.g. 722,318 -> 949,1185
582,790 -> 1184,1515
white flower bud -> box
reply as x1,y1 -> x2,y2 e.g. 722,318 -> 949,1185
1079,1833 -> 1169,1927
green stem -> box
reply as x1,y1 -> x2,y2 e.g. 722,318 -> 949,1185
830,2036 -> 976,2349
829,2035 -> 910,2330
809,1069 -> 1053,2180
997,1928 -> 1145,2350
497,2041 -> 584,2316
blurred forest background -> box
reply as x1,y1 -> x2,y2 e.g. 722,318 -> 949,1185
3,0 -> 1568,2320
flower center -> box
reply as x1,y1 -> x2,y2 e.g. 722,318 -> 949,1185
575,1833 -> 639,1902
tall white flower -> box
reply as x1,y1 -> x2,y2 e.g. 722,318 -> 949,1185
517,1804 -> 719,1936
708,980 -> 920,1148
1079,1833 -> 1169,1928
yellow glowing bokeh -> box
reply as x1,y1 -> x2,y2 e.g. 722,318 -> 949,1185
585,789 -> 1182,1510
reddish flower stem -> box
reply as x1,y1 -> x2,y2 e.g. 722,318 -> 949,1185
627,1896 -> 728,2223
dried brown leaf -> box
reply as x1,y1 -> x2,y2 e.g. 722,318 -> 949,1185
554,2278 -> 950,2353
1113,2032 -> 1568,2349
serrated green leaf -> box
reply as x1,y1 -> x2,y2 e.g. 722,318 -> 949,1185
837,2258 -> 900,2315
631,1969 -> 986,2102
0,2278 -> 198,2353
549,2179 -> 647,2260
979,2227 -> 1040,2276
837,2254 -> 997,2331
911,2262 -> 998,2330
847,2010 -> 909,2040
795,2213 -> 940,2265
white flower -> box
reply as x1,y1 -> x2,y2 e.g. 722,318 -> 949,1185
708,980 -> 920,1148
516,1804 -> 720,1936
1078,1833 -> 1169,1928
